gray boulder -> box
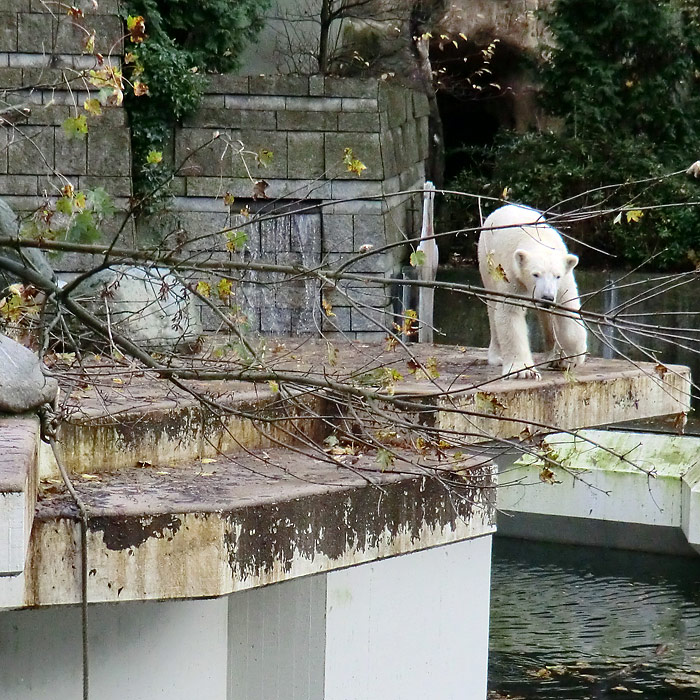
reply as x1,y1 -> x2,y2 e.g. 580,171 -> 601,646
71,266 -> 202,352
0,197 -> 56,289
0,334 -> 58,413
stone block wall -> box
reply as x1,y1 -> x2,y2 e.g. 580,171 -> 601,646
0,0 -> 131,272
0,3 -> 431,340
161,75 -> 430,338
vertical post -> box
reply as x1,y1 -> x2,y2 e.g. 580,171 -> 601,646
603,273 -> 618,359
417,181 -> 438,343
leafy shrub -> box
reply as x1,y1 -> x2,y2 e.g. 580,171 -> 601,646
445,0 -> 700,269
123,0 -> 268,209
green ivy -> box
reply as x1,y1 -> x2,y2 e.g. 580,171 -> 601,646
123,0 -> 268,211
445,0 -> 700,270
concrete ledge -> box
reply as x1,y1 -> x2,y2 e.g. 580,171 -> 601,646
12,449 -> 495,608
0,416 -> 39,575
496,429 -> 700,555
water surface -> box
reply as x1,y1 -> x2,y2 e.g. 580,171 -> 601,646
489,538 -> 700,699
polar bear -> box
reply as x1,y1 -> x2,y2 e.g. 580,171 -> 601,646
478,204 -> 587,380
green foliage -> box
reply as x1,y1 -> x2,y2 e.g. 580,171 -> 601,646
445,0 -> 700,269
20,187 -> 115,246
123,0 -> 268,210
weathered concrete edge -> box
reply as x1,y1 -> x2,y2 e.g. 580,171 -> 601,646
438,364 -> 691,442
0,416 -> 39,574
495,429 -> 700,556
40,391 -> 327,477
17,470 -> 495,609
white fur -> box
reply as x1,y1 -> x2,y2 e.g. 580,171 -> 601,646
477,204 -> 587,380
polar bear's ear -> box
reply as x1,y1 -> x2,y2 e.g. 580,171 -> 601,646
513,249 -> 529,270
564,254 -> 579,272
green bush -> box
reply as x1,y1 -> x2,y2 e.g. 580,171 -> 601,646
445,0 -> 700,270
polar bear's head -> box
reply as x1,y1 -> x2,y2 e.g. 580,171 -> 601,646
513,248 -> 579,303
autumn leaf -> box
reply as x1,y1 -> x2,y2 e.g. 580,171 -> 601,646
626,209 -> 644,223
217,278 -> 232,300
83,31 -> 95,54
486,251 -> 509,282
425,356 -> 439,378
67,6 -> 84,17
62,115 -> 88,139
196,280 -> 211,297
133,81 -> 149,96
539,466 -> 560,484
376,448 -> 395,471
343,147 -> 367,176
654,362 -> 669,379
322,297 -> 335,317
83,97 -> 102,116
223,192 -> 235,206
256,149 -> 273,166
410,250 -> 426,267
146,150 -> 162,165
475,391 -> 507,415
126,15 -> 147,43
400,308 -> 418,336
673,412 -> 688,434
252,180 -> 269,200
225,230 -> 247,252
385,334 -> 399,351
268,380 -> 279,393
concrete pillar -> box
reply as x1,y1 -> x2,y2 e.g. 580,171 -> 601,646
0,597 -> 228,700
324,536 -> 492,700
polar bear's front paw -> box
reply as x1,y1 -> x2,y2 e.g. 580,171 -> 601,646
502,362 -> 541,380
546,349 -> 586,371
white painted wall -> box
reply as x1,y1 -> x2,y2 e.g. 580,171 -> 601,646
0,536 -> 493,700
0,597 -> 228,700
324,535 -> 493,700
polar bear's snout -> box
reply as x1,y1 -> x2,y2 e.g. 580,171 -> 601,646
532,274 -> 559,304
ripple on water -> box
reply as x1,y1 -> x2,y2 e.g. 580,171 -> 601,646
489,538 -> 700,699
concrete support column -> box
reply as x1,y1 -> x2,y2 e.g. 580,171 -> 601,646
324,536 -> 492,700
227,536 -> 493,700
0,597 -> 228,700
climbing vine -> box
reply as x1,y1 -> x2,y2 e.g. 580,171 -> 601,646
122,0 -> 269,210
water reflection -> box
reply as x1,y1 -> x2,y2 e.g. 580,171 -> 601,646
489,539 -> 700,698
434,267 -> 700,407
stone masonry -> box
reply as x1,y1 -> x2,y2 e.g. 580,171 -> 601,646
163,74 -> 431,337
0,0 -> 130,269
0,2 -> 431,339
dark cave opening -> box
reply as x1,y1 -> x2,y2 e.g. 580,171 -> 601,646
431,38 -> 534,183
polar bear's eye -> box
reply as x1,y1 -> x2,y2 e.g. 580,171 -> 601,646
533,272 -> 540,278
555,274 -> 561,280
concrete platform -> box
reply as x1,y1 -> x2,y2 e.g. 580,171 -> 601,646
496,429 -> 700,555
40,341 -> 692,476
18,448 -> 493,608
0,340 -> 692,609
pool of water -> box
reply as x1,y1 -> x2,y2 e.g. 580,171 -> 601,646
489,538 -> 700,699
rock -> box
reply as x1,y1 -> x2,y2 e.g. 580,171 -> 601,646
71,266 -> 202,352
0,197 -> 56,288
0,334 -> 58,413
